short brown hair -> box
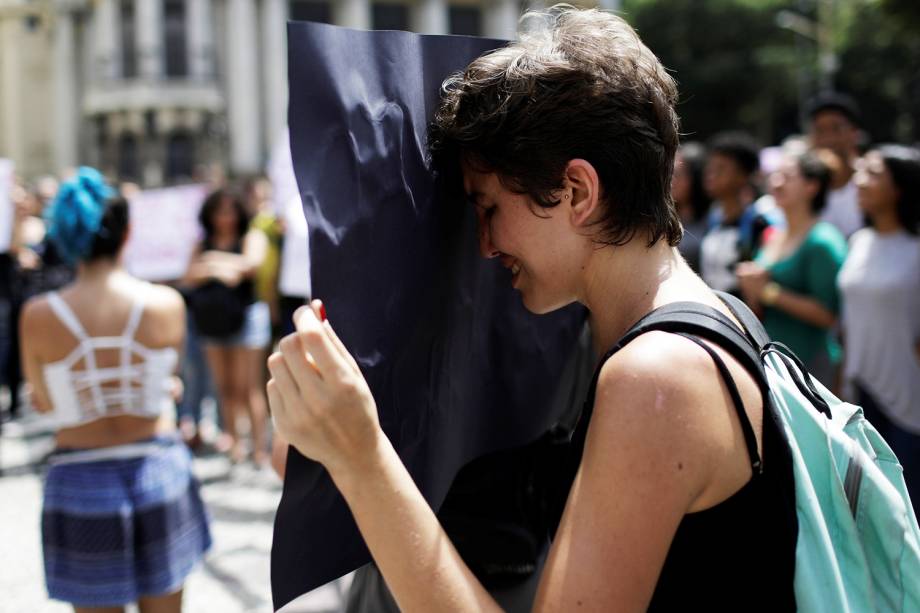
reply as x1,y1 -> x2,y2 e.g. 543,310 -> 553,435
429,6 -> 682,247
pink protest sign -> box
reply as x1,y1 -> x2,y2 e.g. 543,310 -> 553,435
123,184 -> 208,282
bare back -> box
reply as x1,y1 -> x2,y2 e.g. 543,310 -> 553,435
20,270 -> 186,449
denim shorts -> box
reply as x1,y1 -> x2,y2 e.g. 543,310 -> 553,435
201,301 -> 271,349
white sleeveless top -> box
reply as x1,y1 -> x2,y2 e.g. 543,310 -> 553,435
41,286 -> 179,429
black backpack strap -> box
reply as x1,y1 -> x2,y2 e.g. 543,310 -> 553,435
716,291 -> 833,417
616,302 -> 769,394
715,290 -> 771,350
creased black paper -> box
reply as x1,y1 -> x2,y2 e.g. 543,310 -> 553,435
273,21 -> 587,610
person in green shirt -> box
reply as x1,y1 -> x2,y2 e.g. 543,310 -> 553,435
737,149 -> 848,387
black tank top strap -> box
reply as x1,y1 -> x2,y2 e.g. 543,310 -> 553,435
672,332 -> 762,474
571,301 -> 768,476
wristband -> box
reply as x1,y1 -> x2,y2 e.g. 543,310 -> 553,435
761,281 -> 781,306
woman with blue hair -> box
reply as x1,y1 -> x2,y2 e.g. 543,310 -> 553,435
19,168 -> 211,612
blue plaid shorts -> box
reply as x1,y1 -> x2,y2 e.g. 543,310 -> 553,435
42,435 -> 212,607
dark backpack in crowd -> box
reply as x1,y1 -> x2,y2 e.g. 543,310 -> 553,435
186,281 -> 247,338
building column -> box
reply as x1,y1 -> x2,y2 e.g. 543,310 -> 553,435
53,8 -> 79,172
188,0 -> 215,80
412,0 -> 448,35
261,0 -> 288,155
485,0 -> 519,40
92,0 -> 120,81
334,0 -> 370,30
136,0 -> 164,79
225,0 -> 262,173
0,17 -> 23,165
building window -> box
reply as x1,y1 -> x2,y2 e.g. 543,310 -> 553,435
372,3 -> 409,31
164,0 -> 188,77
95,116 -> 109,169
166,132 -> 195,182
449,5 -> 481,36
289,0 -> 332,23
120,0 -> 137,78
118,133 -> 139,182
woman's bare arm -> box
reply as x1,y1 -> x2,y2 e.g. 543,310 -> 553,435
19,298 -> 53,412
534,332 -> 731,611
197,229 -> 268,279
269,308 -> 748,612
768,288 -> 837,329
268,305 -> 501,613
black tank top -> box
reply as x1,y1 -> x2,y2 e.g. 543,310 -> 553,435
572,331 -> 797,611
204,237 -> 255,305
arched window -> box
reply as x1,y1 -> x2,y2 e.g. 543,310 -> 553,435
448,5 -> 482,36
289,0 -> 332,24
372,3 -> 409,31
118,133 -> 139,182
164,0 -> 188,77
166,132 -> 195,182
121,0 -> 137,78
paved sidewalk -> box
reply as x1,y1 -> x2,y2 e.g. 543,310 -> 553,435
0,411 -> 352,613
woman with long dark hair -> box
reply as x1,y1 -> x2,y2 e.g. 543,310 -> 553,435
672,141 -> 710,273
838,144 -> 920,509
184,189 -> 271,465
736,150 -> 848,387
20,168 -> 210,612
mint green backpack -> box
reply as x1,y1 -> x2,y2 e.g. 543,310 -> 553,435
760,340 -> 920,611
631,293 -> 920,611
721,293 -> 920,611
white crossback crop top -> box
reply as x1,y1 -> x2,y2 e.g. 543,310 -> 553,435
41,287 -> 179,428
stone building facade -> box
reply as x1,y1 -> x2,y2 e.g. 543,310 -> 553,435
0,0 -> 615,186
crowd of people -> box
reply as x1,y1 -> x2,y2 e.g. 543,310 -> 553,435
0,5 -> 917,612
672,92 -> 920,507
0,165 -> 308,610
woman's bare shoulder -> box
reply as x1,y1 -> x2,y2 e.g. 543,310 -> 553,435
20,293 -> 56,331
590,330 -> 739,485
140,282 -> 186,315
134,282 -> 186,345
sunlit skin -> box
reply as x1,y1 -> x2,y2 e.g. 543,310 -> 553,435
703,153 -> 749,220
463,163 -> 591,315
211,197 -> 244,244
736,156 -> 837,330
183,196 -> 270,464
770,158 -> 817,214
855,151 -> 902,233
671,152 -> 694,223
19,242 -> 188,613
810,111 -> 859,163
267,156 -> 772,611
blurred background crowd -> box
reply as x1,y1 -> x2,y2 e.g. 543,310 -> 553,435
0,0 -> 918,611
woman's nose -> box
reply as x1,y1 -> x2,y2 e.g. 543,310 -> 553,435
477,214 -> 499,259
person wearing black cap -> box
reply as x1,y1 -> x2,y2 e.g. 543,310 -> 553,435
807,91 -> 865,237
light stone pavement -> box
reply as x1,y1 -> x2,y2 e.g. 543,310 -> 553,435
0,410 -> 353,613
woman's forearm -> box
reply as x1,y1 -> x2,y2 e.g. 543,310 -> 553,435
329,435 -> 502,613
202,250 -> 260,278
770,287 -> 837,329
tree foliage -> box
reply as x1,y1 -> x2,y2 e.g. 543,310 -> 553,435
619,0 -> 919,145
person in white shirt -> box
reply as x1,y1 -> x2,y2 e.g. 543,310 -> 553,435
838,144 -> 920,511
807,92 -> 865,238
278,194 -> 312,337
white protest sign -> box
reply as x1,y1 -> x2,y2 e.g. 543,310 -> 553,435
0,159 -> 14,253
123,183 -> 209,282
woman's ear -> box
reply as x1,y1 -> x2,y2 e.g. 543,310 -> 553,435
564,159 -> 602,228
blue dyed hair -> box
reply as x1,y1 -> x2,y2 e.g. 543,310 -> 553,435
45,167 -> 116,264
